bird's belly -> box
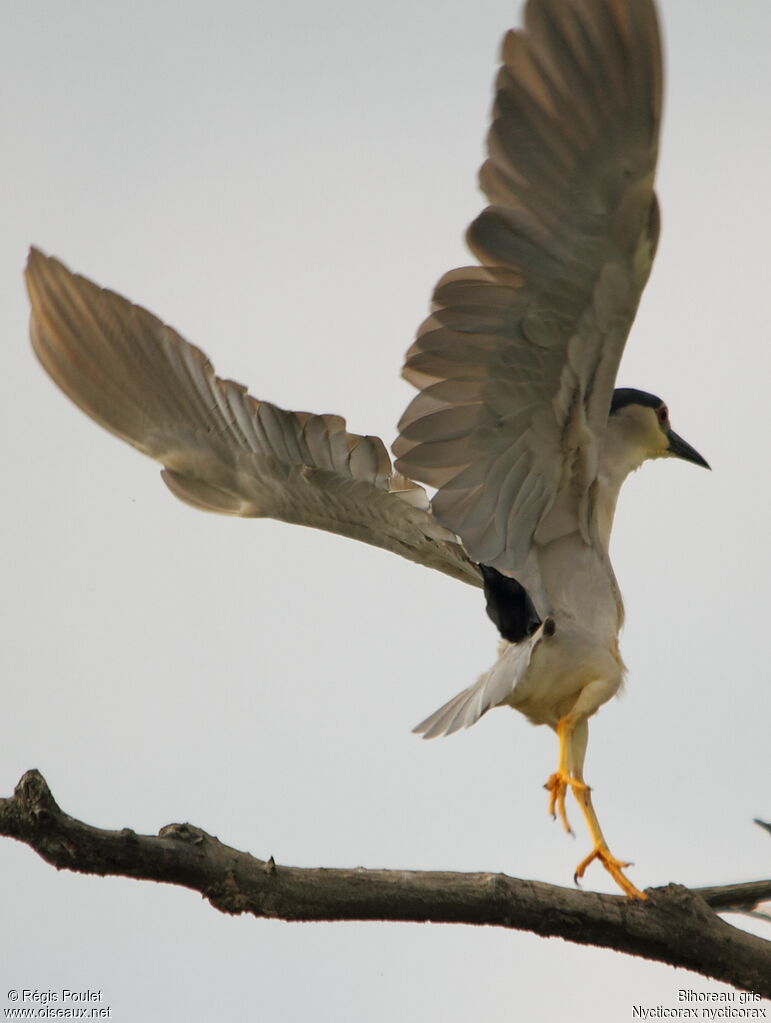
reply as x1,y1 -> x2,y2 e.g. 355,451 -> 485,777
499,620 -> 625,727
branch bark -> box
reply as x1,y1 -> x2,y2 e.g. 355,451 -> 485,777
2,770 -> 770,996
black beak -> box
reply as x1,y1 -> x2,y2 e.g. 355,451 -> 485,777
666,429 -> 710,469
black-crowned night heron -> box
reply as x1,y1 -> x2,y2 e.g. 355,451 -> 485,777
25,0 -> 708,899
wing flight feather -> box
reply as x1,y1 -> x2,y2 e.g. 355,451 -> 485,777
394,0 -> 662,572
25,249 -> 480,587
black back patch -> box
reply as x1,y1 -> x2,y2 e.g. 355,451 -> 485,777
480,564 -> 541,643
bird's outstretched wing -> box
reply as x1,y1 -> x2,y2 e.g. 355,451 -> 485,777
25,249 -> 480,587
394,0 -> 662,572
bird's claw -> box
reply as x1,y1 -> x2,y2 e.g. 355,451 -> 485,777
544,772 -> 588,835
573,843 -> 648,900
545,772 -> 572,833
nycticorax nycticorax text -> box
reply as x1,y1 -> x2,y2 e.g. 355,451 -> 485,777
25,0 -> 707,899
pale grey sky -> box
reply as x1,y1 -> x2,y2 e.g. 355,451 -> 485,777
2,1 -> 770,1019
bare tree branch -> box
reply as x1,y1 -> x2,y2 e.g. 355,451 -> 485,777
2,770 -> 770,996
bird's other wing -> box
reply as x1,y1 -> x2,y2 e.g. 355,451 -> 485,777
26,249 -> 480,587
394,0 -> 662,572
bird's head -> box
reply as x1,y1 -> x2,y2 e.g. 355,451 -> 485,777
608,388 -> 710,471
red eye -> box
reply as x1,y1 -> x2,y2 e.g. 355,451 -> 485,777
657,406 -> 669,425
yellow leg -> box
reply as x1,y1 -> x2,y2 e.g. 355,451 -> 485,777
547,715 -> 648,901
544,718 -> 586,834
570,782 -> 647,900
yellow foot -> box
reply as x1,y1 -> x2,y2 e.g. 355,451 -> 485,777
574,843 -> 648,900
544,772 -> 588,835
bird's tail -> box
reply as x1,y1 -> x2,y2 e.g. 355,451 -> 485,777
413,628 -> 543,739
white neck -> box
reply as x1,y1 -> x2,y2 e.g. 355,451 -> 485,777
594,413 -> 653,551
